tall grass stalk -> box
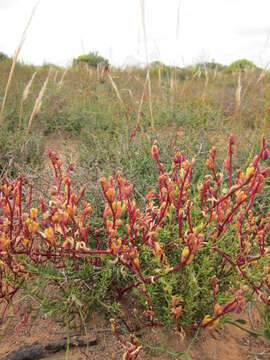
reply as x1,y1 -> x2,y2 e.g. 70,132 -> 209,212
158,67 -> 161,91
256,68 -> 266,85
107,73 -> 126,109
140,0 -> 148,64
21,70 -> 50,153
176,0 -> 182,40
58,68 -> 69,88
26,72 -> 50,135
263,79 -> 269,132
0,2 -> 39,123
130,71 -> 148,141
235,73 -> 242,118
140,0 -> 154,130
202,64 -> 209,99
169,75 -> 175,107
213,65 -> 217,79
107,73 -> 131,131
147,69 -> 154,130
19,71 -> 37,126
193,67 -> 201,79
53,70 -> 58,84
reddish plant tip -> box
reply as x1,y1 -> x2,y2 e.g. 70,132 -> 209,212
44,148 -> 52,156
262,150 -> 269,161
151,143 -> 159,158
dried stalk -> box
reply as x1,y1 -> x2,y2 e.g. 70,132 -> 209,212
235,73 -> 242,116
140,0 -> 154,130
19,71 -> 37,126
107,73 -> 125,109
0,2 -> 39,123
26,72 -> 50,134
130,71 -> 148,141
58,68 -> 68,88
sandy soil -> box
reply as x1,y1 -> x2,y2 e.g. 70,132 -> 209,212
0,304 -> 269,360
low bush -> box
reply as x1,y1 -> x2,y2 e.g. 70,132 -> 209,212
0,135 -> 269,359
0,52 -> 10,62
72,51 -> 110,69
226,59 -> 258,73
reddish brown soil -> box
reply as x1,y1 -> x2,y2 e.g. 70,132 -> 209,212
0,305 -> 269,360
148,319 -> 269,360
0,309 -> 123,360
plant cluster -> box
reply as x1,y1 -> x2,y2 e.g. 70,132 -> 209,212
0,52 -> 10,62
72,51 -> 110,69
228,59 -> 257,72
0,135 -> 270,359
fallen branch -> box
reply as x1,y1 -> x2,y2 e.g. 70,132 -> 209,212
1,335 -> 97,360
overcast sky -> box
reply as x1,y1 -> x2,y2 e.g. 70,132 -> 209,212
1,0 -> 270,68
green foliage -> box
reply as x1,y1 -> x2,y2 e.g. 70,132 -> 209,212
0,52 -> 9,62
196,61 -> 225,71
72,51 -> 110,69
227,58 -> 257,72
150,60 -> 168,73
19,258 -> 114,327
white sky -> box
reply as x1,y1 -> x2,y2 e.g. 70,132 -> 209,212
1,0 -> 270,68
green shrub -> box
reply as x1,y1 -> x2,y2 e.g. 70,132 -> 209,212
72,51 -> 110,69
0,52 -> 9,62
227,59 -> 257,72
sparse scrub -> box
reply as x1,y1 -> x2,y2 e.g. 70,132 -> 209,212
1,55 -> 270,358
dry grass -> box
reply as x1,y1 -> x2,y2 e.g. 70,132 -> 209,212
235,73 -> 242,117
0,2 -> 39,123
140,0 -> 154,130
20,69 -> 50,153
130,70 -> 149,140
107,73 -> 126,109
58,68 -> 69,88
19,71 -> 37,125
26,70 -> 50,134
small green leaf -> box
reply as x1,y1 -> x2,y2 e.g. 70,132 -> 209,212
71,294 -> 83,307
235,319 -> 247,325
263,329 -> 270,341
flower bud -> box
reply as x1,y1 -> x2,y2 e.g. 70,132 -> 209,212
45,227 -> 55,246
106,188 -> 116,202
133,257 -> 140,270
262,150 -> 269,161
181,246 -> 190,263
151,143 -> 158,157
